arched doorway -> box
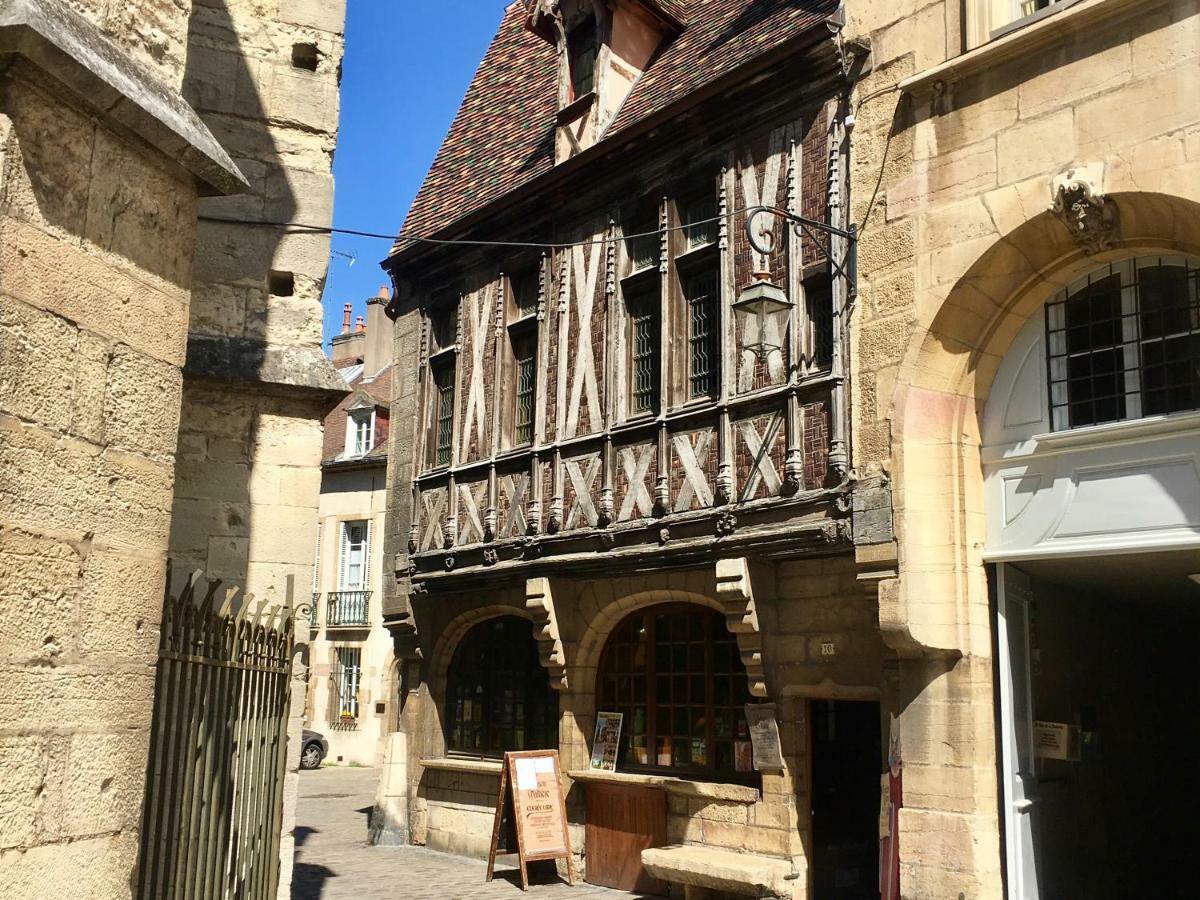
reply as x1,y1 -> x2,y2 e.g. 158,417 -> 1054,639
982,252 -> 1200,899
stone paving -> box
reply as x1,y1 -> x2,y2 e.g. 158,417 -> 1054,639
293,766 -> 654,900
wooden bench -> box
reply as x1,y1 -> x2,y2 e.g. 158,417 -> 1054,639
640,845 -> 796,899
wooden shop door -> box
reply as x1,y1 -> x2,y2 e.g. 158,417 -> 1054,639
584,783 -> 669,894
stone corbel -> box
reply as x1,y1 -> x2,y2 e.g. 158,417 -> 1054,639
526,577 -> 568,690
714,558 -> 767,698
1051,168 -> 1119,255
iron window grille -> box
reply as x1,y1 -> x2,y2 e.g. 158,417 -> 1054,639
597,606 -> 756,783
433,360 -> 455,466
628,287 -> 660,414
329,645 -> 362,728
513,331 -> 537,445
686,269 -> 719,399
1046,256 -> 1200,430
445,616 -> 559,757
805,272 -> 834,371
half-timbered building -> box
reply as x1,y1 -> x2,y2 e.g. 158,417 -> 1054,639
376,2 -> 884,896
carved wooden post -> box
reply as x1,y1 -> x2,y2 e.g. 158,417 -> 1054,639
826,104 -> 850,480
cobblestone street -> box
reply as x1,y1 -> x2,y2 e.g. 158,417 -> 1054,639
293,767 -> 649,900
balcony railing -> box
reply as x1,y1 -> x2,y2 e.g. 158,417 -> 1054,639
327,590 -> 371,628
309,593 -> 320,629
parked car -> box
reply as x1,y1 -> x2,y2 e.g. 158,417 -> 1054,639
300,729 -> 328,770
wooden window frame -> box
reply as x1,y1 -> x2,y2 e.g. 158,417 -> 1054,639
424,301 -> 459,472
568,16 -> 598,101
501,268 -> 541,450
596,605 -> 758,785
444,616 -> 560,759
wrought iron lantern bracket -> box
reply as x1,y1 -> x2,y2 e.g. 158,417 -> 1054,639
744,205 -> 858,299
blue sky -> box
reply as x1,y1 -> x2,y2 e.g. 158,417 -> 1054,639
320,1 -> 504,345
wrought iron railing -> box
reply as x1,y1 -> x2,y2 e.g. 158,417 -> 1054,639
309,593 -> 320,629
326,590 -> 371,627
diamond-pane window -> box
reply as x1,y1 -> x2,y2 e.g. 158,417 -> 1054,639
629,290 -> 660,414
433,361 -> 455,466
686,270 -> 719,398
514,332 -> 536,445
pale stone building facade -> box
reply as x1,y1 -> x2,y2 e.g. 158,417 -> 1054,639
309,292 -> 397,767
0,0 -> 344,896
846,0 -> 1200,897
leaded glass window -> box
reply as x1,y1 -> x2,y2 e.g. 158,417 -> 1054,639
445,617 -> 559,757
597,606 -> 755,782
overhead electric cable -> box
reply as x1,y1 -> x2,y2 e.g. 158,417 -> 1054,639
197,212 -> 738,251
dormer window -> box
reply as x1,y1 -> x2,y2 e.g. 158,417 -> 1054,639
347,408 -> 375,457
568,18 -> 597,100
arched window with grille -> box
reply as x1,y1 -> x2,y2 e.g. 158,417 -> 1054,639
1046,255 -> 1199,430
597,605 -> 756,782
444,616 -> 559,757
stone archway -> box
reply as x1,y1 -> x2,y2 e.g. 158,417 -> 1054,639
877,187 -> 1200,898
886,189 -> 1200,658
562,589 -> 726,772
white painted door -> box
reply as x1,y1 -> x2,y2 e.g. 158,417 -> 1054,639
997,564 -> 1040,899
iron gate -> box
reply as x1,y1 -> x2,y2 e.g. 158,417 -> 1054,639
136,570 -> 295,899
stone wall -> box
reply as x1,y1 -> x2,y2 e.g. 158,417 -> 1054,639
0,42 -> 198,900
170,7 -> 347,891
845,0 -> 1200,896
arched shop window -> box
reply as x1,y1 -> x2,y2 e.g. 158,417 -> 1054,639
445,616 -> 559,756
597,606 -> 755,782
1046,255 -> 1199,430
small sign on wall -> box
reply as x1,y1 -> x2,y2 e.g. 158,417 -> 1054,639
1033,721 -> 1080,762
744,703 -> 785,772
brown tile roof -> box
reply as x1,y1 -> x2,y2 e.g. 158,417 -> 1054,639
399,0 -> 838,243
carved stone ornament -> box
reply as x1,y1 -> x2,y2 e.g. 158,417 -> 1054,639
482,548 -> 499,567
714,558 -> 767,698
658,526 -> 671,545
1051,172 -> 1119,255
598,486 -> 614,529
526,577 -> 568,689
715,512 -> 738,537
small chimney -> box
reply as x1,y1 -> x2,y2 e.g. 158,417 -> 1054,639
341,304 -> 352,335
354,316 -> 365,333
363,286 -> 394,378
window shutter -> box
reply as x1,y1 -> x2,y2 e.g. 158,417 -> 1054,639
363,520 -> 373,593
312,522 -> 322,592
338,522 -> 350,589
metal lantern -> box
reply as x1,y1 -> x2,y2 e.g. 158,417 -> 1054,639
733,272 -> 793,359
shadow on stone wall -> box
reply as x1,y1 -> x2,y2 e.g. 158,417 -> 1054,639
170,0 -> 343,597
